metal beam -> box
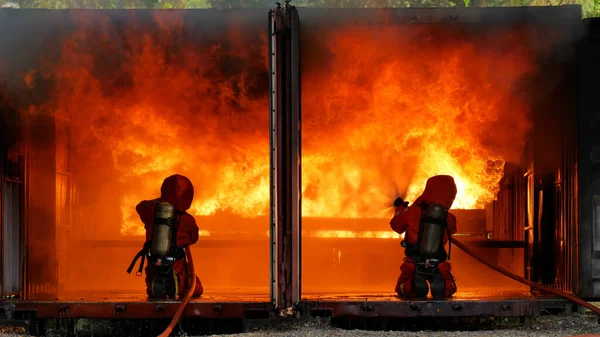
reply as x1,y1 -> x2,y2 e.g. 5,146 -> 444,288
302,298 -> 569,318
288,1 -> 302,310
269,5 -> 277,309
269,2 -> 301,315
469,240 -> 526,249
295,5 -> 582,26
10,301 -> 272,319
6,297 -> 568,319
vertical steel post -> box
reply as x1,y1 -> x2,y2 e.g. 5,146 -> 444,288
288,3 -> 302,307
1,136 -> 4,300
269,1 -> 301,315
268,5 -> 279,310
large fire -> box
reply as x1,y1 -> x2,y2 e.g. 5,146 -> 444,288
25,12 -> 534,236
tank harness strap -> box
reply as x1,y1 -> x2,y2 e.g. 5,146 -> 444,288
127,241 -> 151,276
127,212 -> 183,276
446,227 -> 452,260
154,217 -> 177,226
415,202 -> 428,250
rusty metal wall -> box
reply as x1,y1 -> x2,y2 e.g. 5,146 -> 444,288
55,119 -> 73,294
538,11 -> 581,294
23,114 -> 58,300
552,114 -> 579,293
578,17 -> 600,298
1,73 -> 26,298
2,163 -> 25,297
526,66 -> 579,291
491,163 -> 526,276
3,181 -> 22,295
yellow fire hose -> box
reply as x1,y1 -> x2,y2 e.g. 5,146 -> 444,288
157,246 -> 197,337
450,236 -> 600,316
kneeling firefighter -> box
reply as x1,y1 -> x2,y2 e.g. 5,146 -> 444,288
390,175 -> 458,298
127,174 -> 204,299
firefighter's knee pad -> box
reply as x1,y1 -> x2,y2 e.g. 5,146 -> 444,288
396,260 -> 418,298
396,279 -> 415,298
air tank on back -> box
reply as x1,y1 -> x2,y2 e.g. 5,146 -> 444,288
151,202 -> 176,265
419,203 -> 448,259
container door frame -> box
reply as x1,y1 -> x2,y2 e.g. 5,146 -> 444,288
269,3 -> 302,314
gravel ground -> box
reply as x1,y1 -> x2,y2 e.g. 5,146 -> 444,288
1,313 -> 600,337
208,314 -> 600,337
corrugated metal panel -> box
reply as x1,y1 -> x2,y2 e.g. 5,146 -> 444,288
578,17 -> 600,299
2,145 -> 25,298
56,172 -> 70,292
3,179 -> 23,296
557,118 -> 578,294
491,163 -> 525,277
55,118 -> 74,293
548,146 -> 578,293
542,66 -> 578,294
24,114 -> 58,300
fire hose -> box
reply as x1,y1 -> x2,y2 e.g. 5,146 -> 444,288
157,246 -> 197,337
152,229 -> 600,336
450,236 -> 600,316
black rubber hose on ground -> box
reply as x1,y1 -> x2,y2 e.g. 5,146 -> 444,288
450,236 -> 600,316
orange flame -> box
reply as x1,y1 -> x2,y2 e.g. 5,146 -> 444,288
26,13 -> 533,236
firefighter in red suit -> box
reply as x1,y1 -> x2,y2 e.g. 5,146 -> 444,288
390,175 -> 458,298
127,174 -> 204,299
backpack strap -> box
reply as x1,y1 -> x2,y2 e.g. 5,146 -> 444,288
127,241 -> 151,276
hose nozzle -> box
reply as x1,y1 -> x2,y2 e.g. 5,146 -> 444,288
394,197 -> 409,208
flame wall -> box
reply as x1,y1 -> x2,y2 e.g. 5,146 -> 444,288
1,8 -> 273,298
0,6 -> 581,299
297,7 -> 580,294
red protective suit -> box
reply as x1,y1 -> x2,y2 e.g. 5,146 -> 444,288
135,174 -> 204,299
390,175 -> 458,298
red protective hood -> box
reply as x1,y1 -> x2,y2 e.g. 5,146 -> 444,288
160,174 -> 194,212
416,175 -> 457,210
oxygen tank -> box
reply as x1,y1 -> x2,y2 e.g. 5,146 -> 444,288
418,203 -> 447,259
150,202 -> 176,265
